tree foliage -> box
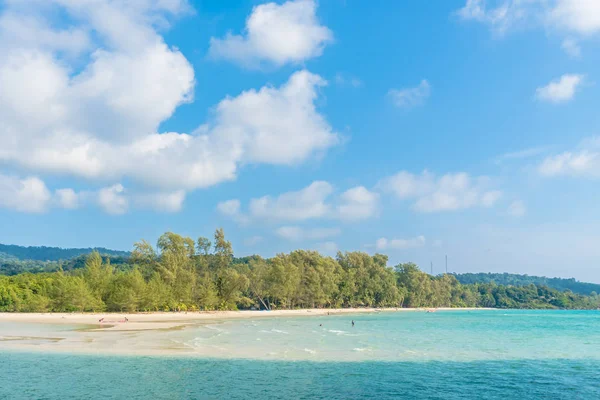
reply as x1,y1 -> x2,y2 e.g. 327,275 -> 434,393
1,230 -> 599,312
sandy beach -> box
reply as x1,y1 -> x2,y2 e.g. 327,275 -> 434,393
0,308 -> 496,358
0,308 -> 490,332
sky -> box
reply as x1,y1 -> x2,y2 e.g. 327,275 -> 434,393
1,0 -> 600,281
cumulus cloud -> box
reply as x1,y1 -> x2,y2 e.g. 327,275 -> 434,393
55,188 -> 81,210
133,190 -> 186,213
209,0 -> 333,68
276,226 -> 341,241
378,170 -> 502,213
0,1 -> 338,214
250,181 -> 334,222
538,137 -> 600,177
97,184 -> 128,215
0,173 -> 51,213
388,80 -> 431,108
219,182 -> 378,224
549,0 -> 600,35
536,74 -> 584,103
457,0 -> 600,51
336,186 -> 379,221
217,199 -> 242,218
375,236 -> 426,250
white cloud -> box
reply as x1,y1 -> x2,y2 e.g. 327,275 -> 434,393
213,70 -> 338,166
375,235 -> 426,250
249,181 -> 334,222
457,0 -> 531,35
1,176 -> 186,214
336,186 -> 379,221
536,74 -> 584,103
539,151 -> 598,176
538,137 -> 600,178
0,0 -> 339,214
561,38 -> 581,57
494,146 -> 549,164
98,184 -> 128,215
216,198 -> 249,224
217,199 -> 242,217
508,200 -> 526,217
55,188 -> 80,209
0,173 -> 51,213
379,170 -> 502,213
539,152 -> 599,177
276,226 -> 340,241
457,0 -> 600,48
388,80 -> 431,108
549,0 -> 600,35
209,0 -> 333,68
133,190 -> 186,213
377,170 -> 435,199
220,182 -> 378,224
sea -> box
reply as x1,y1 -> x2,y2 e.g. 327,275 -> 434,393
1,310 -> 599,399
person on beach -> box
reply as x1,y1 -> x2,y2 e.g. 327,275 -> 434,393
352,320 -> 355,327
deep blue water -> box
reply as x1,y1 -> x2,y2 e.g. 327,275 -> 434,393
2,352 -> 599,399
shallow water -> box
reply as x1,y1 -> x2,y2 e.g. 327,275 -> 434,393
1,311 -> 600,398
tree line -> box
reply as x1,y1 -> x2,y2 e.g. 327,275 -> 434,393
453,272 -> 600,296
1,230 -> 599,312
0,243 -> 129,262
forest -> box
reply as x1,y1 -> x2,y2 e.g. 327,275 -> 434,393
1,230 -> 599,312
453,272 -> 600,296
0,243 -> 129,261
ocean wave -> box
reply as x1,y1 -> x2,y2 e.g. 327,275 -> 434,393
304,348 -> 316,354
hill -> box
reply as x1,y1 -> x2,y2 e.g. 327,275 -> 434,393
0,243 -> 129,261
453,272 -> 600,296
0,243 -> 130,276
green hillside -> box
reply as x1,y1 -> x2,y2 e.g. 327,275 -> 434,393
453,273 -> 600,296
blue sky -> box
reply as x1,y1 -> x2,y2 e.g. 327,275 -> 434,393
1,0 -> 600,281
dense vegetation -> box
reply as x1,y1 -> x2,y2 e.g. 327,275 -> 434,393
0,254 -> 129,276
1,230 -> 599,312
0,244 -> 129,261
454,273 -> 600,296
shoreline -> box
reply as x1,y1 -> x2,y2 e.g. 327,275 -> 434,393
0,308 -> 493,331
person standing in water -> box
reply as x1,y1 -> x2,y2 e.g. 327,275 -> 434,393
351,320 -> 355,327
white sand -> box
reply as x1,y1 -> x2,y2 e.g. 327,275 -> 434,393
0,308 -> 490,331
0,308 -> 493,358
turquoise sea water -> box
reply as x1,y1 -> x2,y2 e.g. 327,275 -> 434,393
1,310 -> 600,399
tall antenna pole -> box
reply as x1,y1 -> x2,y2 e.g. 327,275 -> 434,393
430,261 -> 433,275
445,255 -> 448,274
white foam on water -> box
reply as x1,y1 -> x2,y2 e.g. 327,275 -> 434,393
304,348 -> 316,355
